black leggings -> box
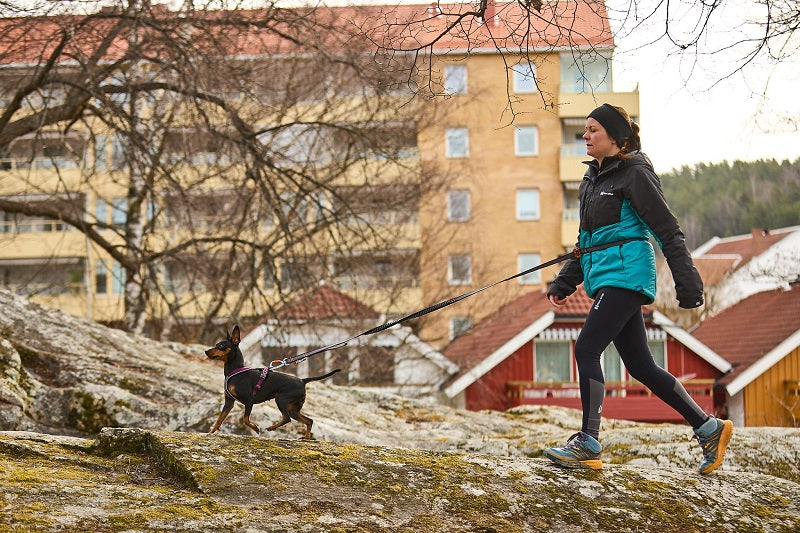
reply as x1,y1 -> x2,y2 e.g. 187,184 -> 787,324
575,286 -> 708,438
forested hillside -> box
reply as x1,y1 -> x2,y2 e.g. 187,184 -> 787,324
660,158 -> 800,249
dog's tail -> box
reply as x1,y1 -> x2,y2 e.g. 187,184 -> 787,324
302,368 -> 341,384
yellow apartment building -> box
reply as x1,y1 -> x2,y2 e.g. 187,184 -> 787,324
0,2 -> 637,345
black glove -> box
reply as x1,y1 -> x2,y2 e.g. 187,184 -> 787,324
678,295 -> 704,309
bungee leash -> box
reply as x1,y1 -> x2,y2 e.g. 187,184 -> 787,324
266,237 -> 643,371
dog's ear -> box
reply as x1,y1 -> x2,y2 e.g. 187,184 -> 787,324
231,325 -> 241,345
224,327 -> 230,341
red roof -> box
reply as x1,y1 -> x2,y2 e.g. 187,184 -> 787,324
692,283 -> 800,387
693,256 -> 739,286
0,2 -> 613,65
698,228 -> 795,268
443,288 -> 551,371
276,284 -> 378,321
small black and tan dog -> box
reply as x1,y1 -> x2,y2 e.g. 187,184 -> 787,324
205,325 -> 340,439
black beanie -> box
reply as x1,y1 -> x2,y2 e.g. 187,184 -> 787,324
588,103 -> 632,146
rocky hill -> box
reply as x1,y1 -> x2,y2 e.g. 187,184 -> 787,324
1,289 -> 799,531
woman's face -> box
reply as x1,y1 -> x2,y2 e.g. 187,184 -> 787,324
583,117 -> 619,162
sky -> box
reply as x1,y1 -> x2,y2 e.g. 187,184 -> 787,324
605,0 -> 800,173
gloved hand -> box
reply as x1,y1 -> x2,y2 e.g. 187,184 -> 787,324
678,295 -> 704,309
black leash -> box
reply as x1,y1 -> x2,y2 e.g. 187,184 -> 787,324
266,237 -> 642,370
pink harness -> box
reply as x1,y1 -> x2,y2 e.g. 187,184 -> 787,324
224,367 -> 270,402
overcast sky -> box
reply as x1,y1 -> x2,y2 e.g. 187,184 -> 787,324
606,0 -> 800,173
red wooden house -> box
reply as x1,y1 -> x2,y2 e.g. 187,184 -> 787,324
441,287 -> 732,423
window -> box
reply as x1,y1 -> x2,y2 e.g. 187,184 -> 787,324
111,261 -> 124,294
648,340 -> 666,370
535,341 -> 571,382
95,199 -> 108,224
447,189 -> 470,222
445,128 -> 468,158
604,339 -> 667,384
444,65 -> 467,95
515,126 -> 539,156
279,192 -> 308,227
518,253 -> 542,284
450,316 -> 472,340
602,343 -> 624,383
110,136 -> 125,170
112,197 -> 126,226
93,135 -> 107,172
516,189 -> 540,220
513,62 -> 537,93
312,191 -> 327,222
95,261 -> 107,294
560,52 -> 611,94
448,254 -> 471,285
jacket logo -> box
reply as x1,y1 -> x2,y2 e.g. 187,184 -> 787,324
599,191 -> 614,196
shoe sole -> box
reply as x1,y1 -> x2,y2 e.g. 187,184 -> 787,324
544,451 -> 603,470
700,420 -> 733,475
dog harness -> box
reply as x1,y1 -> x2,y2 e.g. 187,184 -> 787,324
224,367 -> 270,402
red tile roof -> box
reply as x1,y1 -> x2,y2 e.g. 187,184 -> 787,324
0,2 -> 613,65
692,283 -> 800,387
443,287 -> 551,370
698,228 -> 795,269
276,284 -> 379,321
693,256 -> 739,286
443,285 -> 633,367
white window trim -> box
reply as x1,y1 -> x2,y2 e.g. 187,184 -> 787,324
513,62 -> 537,94
448,254 -> 472,285
516,189 -> 540,221
447,189 -> 471,222
444,64 -> 467,95
514,126 -> 539,157
445,127 -> 469,158
518,253 -> 542,284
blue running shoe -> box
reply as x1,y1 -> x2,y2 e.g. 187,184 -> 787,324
693,418 -> 734,475
544,431 -> 602,470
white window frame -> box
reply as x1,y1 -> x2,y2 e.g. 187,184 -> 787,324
445,127 -> 469,158
444,64 -> 467,95
534,340 -> 572,383
447,189 -> 471,222
513,62 -> 537,93
448,254 -> 472,285
514,126 -> 539,156
516,189 -> 540,221
518,253 -> 542,284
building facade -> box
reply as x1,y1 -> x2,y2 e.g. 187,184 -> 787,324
0,2 -> 638,345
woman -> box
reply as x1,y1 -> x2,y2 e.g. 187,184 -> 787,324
544,103 -> 733,474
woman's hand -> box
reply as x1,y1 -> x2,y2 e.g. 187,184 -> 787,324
548,294 -> 567,307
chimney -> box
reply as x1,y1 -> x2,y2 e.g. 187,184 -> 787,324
484,0 -> 496,22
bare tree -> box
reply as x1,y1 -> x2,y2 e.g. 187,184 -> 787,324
0,0 -> 449,341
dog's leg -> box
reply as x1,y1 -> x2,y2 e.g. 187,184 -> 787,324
287,403 -> 314,440
265,396 -> 294,432
209,396 -> 235,433
242,403 -> 260,434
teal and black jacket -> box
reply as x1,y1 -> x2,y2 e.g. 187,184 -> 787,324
549,151 -> 704,308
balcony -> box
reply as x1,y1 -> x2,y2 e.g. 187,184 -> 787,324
557,91 -> 640,119
560,143 -> 588,183
506,379 -> 715,423
561,212 -> 579,248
